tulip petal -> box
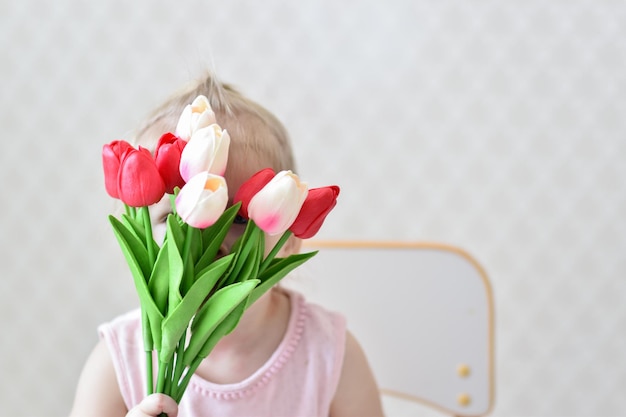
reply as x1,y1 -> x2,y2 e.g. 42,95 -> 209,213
190,95 -> 211,111
117,147 -> 166,207
209,128 -> 230,176
102,140 -> 133,199
155,133 -> 187,194
175,95 -> 217,141
179,124 -> 230,182
233,168 -> 276,218
195,108 -> 217,131
175,106 -> 192,140
290,186 -> 340,239
175,172 -> 228,229
247,170 -> 308,235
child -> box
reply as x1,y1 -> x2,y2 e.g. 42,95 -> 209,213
70,73 -> 385,417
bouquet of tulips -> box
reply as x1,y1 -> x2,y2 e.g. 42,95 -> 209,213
102,95 -> 339,403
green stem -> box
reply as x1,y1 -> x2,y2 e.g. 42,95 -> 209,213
169,226 -> 195,399
175,355 -> 204,403
123,204 -> 137,219
179,224 -> 195,293
182,225 -> 193,264
146,351 -> 153,395
169,192 -> 178,216
142,309 -> 154,396
141,206 -> 156,265
163,361 -> 173,395
259,230 -> 292,275
170,334 -> 187,399
155,360 -> 168,393
225,221 -> 256,285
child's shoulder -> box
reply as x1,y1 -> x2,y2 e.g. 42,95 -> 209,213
281,288 -> 347,345
98,308 -> 143,348
100,308 -> 141,328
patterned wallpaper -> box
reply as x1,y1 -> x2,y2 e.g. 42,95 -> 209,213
1,1 -> 625,415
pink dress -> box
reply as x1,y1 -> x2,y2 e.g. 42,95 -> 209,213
99,289 -> 346,417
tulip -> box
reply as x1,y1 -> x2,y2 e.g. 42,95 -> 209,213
102,140 -> 133,199
247,170 -> 308,236
154,132 -> 187,194
289,186 -> 340,239
179,124 -> 230,182
175,95 -> 216,141
232,168 -> 276,219
175,172 -> 228,229
116,147 -> 167,207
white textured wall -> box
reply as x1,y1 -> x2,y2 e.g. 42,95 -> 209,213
2,1 -> 625,416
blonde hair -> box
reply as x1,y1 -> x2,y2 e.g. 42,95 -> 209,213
133,72 -> 297,179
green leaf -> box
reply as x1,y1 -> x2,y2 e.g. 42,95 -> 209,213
191,298 -> 247,362
121,213 -> 147,241
258,230 -> 292,275
148,241 -> 170,316
180,226 -> 196,296
109,215 -> 152,282
188,226 -> 202,266
109,215 -> 164,350
122,213 -> 160,257
201,203 -> 241,248
195,204 -> 240,274
215,297 -> 247,337
231,230 -> 263,285
141,310 -> 153,353
121,210 -> 159,262
166,216 -> 185,313
248,251 -> 318,306
184,279 -> 259,366
164,214 -> 185,251
159,254 -> 234,362
169,193 -> 178,216
223,223 -> 261,286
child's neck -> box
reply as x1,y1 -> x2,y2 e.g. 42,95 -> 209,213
194,288 -> 291,384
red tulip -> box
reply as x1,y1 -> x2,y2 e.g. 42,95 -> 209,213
289,185 -> 340,239
102,140 -> 133,199
154,132 -> 187,194
117,147 -> 167,207
232,168 -> 276,218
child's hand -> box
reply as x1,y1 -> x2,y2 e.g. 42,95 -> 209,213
126,394 -> 178,417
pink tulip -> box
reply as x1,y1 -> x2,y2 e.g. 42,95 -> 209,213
175,95 -> 216,141
233,168 -> 276,219
247,170 -> 308,235
175,172 -> 228,229
154,133 -> 187,194
179,124 -> 230,182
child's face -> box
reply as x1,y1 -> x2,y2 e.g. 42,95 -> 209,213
149,169 -> 299,259
144,118 -> 300,258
